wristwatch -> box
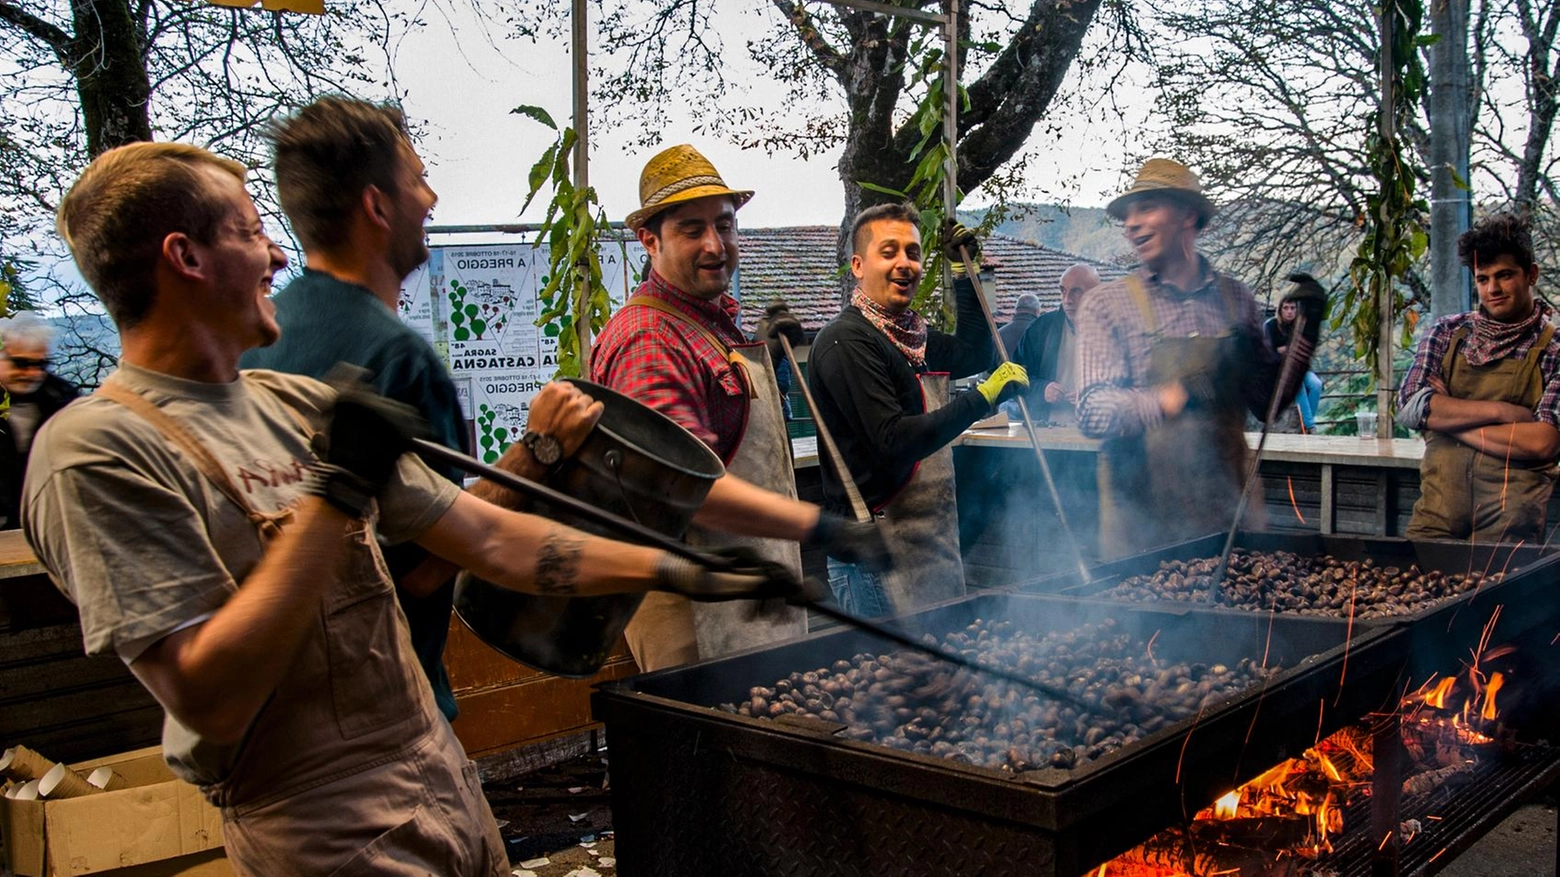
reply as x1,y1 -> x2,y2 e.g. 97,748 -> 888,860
521,430 -> 564,467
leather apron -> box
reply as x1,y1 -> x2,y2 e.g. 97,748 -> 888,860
1406,323 -> 1557,542
875,373 -> 966,612
1098,277 -> 1259,561
621,298 -> 807,670
98,377 -> 506,877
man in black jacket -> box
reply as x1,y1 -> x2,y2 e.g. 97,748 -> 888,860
807,205 -> 1027,616
0,313 -> 77,529
1014,263 -> 1100,425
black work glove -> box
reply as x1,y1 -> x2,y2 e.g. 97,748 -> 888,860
655,547 -> 824,605
1284,272 -> 1328,347
309,365 -> 432,517
941,220 -> 981,266
753,301 -> 804,368
808,512 -> 894,573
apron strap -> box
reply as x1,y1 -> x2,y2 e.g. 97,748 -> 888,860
96,376 -> 295,543
1123,275 -> 1158,336
625,294 -> 753,393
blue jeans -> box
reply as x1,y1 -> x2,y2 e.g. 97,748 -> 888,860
827,556 -> 894,619
1295,370 -> 1323,430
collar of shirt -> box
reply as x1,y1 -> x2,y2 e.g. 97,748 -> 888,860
1144,257 -> 1217,300
643,270 -> 744,345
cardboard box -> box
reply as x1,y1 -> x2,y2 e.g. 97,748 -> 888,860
1,747 -> 230,876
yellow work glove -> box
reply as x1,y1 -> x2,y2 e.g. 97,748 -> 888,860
977,361 -> 1029,408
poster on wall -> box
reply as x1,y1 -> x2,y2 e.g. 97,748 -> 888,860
401,237 -> 646,463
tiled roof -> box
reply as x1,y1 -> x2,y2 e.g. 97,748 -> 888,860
734,226 -> 1125,331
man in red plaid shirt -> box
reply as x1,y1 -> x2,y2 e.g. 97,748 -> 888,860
591,144 -> 890,670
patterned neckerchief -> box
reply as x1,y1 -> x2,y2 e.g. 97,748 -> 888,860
1466,299 -> 1552,366
851,287 -> 928,368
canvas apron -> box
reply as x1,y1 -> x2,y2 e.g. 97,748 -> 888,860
96,378 -> 506,877
875,373 -> 967,612
620,297 -> 807,670
1097,277 -> 1257,561
1406,323 -> 1558,542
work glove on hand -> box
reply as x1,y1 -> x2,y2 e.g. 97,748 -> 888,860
655,547 -> 824,605
808,512 -> 894,573
754,301 -> 805,368
310,365 -> 432,517
977,361 -> 1030,409
941,220 -> 981,271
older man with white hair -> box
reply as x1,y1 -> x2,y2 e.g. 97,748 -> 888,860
1014,263 -> 1101,424
0,312 -> 77,529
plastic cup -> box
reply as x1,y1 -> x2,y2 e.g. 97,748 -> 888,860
1356,411 -> 1378,438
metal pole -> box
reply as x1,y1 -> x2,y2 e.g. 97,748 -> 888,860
1376,5 -> 1396,439
958,246 -> 1093,585
939,0 -> 959,307
572,0 -> 593,375
779,336 -> 871,524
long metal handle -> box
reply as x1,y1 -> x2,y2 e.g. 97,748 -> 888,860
412,438 -> 727,569
414,436 -> 1087,707
1209,310 -> 1312,599
957,245 -> 1094,586
778,335 -> 871,524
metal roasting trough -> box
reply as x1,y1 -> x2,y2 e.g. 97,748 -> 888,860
1013,531 -> 1560,681
592,592 -> 1411,876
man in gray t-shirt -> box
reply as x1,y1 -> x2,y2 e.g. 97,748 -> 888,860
39,142 -> 804,876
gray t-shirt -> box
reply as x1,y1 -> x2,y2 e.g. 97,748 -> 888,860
22,363 -> 459,782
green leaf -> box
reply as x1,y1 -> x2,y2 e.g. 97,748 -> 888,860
510,104 -> 558,129
859,181 -> 909,198
544,322 -> 560,338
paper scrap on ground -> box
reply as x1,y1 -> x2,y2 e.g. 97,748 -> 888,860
564,868 -> 602,877
519,858 -> 550,869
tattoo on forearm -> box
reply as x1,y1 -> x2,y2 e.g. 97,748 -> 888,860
536,529 -> 585,595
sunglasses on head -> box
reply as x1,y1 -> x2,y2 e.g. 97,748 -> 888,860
6,356 -> 50,369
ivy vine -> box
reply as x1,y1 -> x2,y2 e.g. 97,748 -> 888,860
514,104 -> 620,378
1338,0 -> 1433,391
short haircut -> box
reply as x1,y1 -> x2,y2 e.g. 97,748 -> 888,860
56,142 -> 247,330
851,202 -> 921,255
0,312 -> 54,350
269,96 -> 410,252
1457,213 -> 1535,272
1014,293 -> 1041,313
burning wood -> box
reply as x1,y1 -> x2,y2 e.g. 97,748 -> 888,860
1083,640 -> 1523,877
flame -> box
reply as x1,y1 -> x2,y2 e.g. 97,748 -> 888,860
1482,672 -> 1504,721
1423,677 -> 1457,709
1093,865 -> 1107,877
1213,789 -> 1241,819
1316,753 -> 1343,783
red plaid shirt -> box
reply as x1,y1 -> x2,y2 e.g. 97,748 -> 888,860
590,271 -> 750,462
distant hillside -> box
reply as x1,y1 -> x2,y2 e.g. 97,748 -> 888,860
959,203 -> 1135,266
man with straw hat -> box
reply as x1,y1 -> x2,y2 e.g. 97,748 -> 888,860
1076,158 -> 1324,559
592,143 -> 892,670
1397,213 -> 1560,542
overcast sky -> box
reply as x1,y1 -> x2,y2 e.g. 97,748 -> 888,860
393,2 -> 1148,232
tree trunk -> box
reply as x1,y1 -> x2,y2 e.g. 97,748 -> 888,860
825,0 -> 1106,294
1428,0 -> 1472,319
1513,0 -> 1558,212
69,0 -> 152,155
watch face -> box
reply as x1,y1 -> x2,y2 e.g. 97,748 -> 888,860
526,431 -> 563,466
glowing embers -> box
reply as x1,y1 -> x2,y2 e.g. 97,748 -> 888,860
1086,632 -> 1520,877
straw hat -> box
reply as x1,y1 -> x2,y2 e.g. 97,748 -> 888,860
625,144 -> 754,231
1106,158 -> 1216,229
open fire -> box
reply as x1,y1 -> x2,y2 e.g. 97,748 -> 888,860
1084,633 -> 1518,876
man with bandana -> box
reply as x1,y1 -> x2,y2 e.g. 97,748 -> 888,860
807,204 -> 1028,617
1398,213 -> 1560,542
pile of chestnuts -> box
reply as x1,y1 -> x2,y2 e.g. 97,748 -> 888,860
1100,550 -> 1501,619
719,617 -> 1275,773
